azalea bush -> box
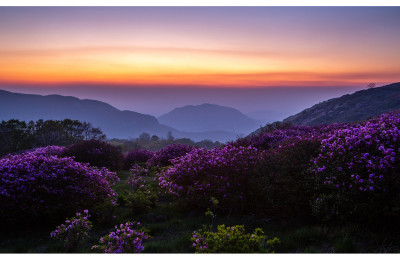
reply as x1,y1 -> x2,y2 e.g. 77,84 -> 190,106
123,149 -> 154,169
233,126 -> 318,150
50,210 -> 93,252
0,152 -> 119,226
310,112 -> 400,221
158,145 -> 265,212
147,144 -> 194,167
63,139 -> 124,171
91,221 -> 150,253
192,225 -> 279,253
232,123 -> 345,151
257,138 -> 322,217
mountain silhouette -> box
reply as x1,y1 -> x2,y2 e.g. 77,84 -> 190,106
158,103 -> 261,135
0,89 -> 241,142
284,82 -> 400,126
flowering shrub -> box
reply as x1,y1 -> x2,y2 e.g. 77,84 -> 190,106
147,144 -> 194,167
32,145 -> 66,156
125,165 -> 158,213
158,145 -> 264,211
192,225 -> 279,253
0,152 -> 119,226
310,112 -> 400,221
124,150 -> 154,169
129,165 -> 150,190
91,221 -> 150,253
232,124 -> 345,151
50,210 -> 93,252
233,126 -> 317,150
63,139 -> 124,171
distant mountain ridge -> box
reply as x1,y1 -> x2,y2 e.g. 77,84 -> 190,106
0,89 -> 240,142
158,103 -> 261,135
284,82 -> 400,126
0,89 -> 172,138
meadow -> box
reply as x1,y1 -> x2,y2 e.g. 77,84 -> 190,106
1,111 -> 400,253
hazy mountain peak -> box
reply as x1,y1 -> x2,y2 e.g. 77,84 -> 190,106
158,103 -> 261,134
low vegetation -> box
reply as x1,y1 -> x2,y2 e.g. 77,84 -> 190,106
2,112 -> 400,253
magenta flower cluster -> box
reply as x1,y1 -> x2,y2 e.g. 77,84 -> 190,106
147,144 -> 194,167
33,145 -> 66,156
129,165 -> 149,190
232,124 -> 345,150
50,210 -> 93,250
158,145 -> 264,208
0,151 -> 119,222
91,221 -> 149,253
311,112 -> 400,192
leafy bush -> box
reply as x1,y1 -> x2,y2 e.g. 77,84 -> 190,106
63,139 -> 123,171
256,138 -> 322,217
148,144 -> 194,167
158,145 -> 264,212
310,112 -> 400,221
127,165 -> 158,214
0,152 -> 119,227
92,221 -> 150,253
50,210 -> 93,252
191,225 -> 279,253
0,119 -> 105,157
123,149 -> 154,169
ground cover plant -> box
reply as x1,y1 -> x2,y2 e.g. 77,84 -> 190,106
192,225 -> 280,253
50,210 -> 93,252
2,111 -> 400,253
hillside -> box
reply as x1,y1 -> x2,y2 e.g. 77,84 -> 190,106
284,82 -> 400,126
158,103 -> 261,135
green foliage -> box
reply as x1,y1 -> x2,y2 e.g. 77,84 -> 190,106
205,197 -> 219,227
191,225 -> 279,253
109,137 -> 222,154
255,139 -> 321,217
0,118 -> 105,156
63,139 -> 123,171
124,165 -> 165,215
0,119 -> 34,156
144,233 -> 193,253
130,188 -> 158,213
334,235 -> 356,253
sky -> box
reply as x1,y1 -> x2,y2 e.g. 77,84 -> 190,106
0,6 -> 399,119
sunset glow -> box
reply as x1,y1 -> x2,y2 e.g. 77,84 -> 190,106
1,7 -> 399,87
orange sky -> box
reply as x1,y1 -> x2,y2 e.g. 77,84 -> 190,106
0,7 -> 399,87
